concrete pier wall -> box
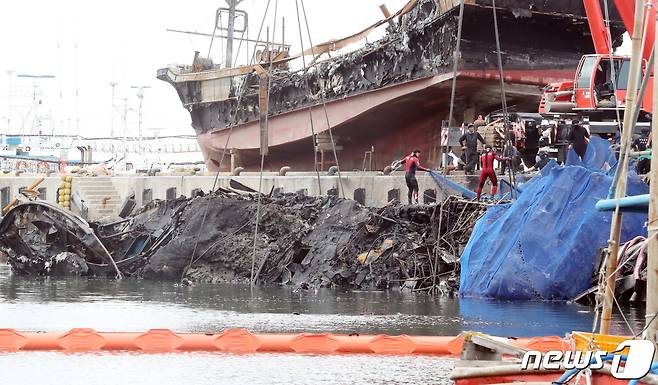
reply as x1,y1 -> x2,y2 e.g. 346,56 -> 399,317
0,172 -> 484,219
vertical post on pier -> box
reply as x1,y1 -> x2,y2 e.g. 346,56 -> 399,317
601,0 -> 646,335
646,0 -> 658,349
258,28 -> 270,156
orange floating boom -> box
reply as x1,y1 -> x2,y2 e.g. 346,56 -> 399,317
0,328 -> 566,355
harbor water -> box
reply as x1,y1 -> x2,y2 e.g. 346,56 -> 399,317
0,265 -> 644,385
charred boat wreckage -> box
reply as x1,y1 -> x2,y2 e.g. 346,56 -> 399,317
159,0 -> 624,171
0,191 -> 487,294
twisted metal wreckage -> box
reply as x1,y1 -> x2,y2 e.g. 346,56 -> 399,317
0,191 -> 486,295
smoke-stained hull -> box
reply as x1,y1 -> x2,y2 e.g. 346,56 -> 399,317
159,0 -> 625,171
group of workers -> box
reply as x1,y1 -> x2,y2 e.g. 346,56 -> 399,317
397,117 -> 618,204
455,122 -> 509,200
399,138 -> 506,204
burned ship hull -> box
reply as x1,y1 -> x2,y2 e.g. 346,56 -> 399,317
159,0 -> 624,171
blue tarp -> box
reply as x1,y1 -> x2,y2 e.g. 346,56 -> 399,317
459,137 -> 648,300
5,136 -> 22,146
429,171 -> 477,199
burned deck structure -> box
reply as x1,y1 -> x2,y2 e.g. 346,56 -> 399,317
159,0 -> 624,172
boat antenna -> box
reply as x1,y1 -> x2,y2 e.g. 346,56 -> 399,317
74,42 -> 79,135
130,86 -> 151,153
109,82 -> 118,138
5,70 -> 13,132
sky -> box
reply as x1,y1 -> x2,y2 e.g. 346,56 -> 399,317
0,0 -> 409,139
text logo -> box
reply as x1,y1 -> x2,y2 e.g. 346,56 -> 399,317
520,340 -> 656,380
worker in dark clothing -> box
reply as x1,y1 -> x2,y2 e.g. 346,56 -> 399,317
520,120 -> 540,168
459,124 -> 486,175
634,127 -> 652,174
633,127 -> 651,151
477,144 -> 509,200
534,150 -> 551,170
568,121 -> 590,160
400,149 -> 428,204
500,142 -> 521,175
555,121 -> 569,164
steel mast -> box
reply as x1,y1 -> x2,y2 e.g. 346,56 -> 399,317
225,0 -> 244,68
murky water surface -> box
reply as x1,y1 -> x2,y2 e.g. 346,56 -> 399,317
0,265 -> 644,385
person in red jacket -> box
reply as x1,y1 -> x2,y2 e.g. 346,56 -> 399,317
400,149 -> 429,204
476,144 -> 509,200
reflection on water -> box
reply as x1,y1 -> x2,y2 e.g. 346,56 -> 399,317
0,265 -> 645,385
0,266 -> 641,337
0,352 -> 456,385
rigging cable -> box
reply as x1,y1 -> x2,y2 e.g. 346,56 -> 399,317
251,0 -> 279,288
300,0 -> 345,198
446,0 -> 465,166
219,11 -> 226,65
603,0 -> 623,133
182,0 -> 273,283
608,0 -> 653,199
491,0 -> 517,199
234,25 -> 248,67
207,11 -> 219,59
295,0 -> 322,195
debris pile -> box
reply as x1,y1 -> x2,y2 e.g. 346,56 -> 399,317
573,236 -> 649,305
0,191 -> 488,294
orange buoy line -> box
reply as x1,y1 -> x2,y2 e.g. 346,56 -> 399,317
0,328 -> 566,355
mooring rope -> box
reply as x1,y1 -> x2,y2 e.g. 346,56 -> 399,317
446,0 -> 465,165
300,0 -> 346,199
491,0 -> 517,199
251,0 -> 279,288
295,0 -> 322,195
603,0 -> 623,132
183,0 -> 273,283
